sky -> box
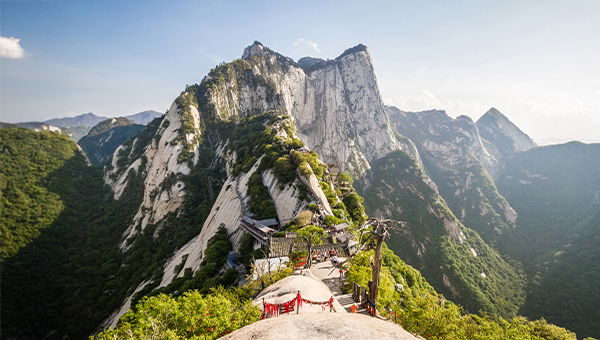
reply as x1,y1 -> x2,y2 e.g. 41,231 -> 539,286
1,0 -> 599,144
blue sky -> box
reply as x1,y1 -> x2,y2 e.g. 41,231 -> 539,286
1,0 -> 599,144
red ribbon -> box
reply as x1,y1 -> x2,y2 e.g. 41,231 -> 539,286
261,292 -> 336,318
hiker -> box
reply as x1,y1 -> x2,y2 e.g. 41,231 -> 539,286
331,255 -> 339,266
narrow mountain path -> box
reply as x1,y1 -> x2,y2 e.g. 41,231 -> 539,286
309,260 -> 369,315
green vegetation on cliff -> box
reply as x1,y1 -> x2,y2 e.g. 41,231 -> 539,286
1,121 -> 228,339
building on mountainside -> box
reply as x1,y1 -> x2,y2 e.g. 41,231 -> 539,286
242,216 -> 277,246
330,222 -> 349,236
255,218 -> 280,229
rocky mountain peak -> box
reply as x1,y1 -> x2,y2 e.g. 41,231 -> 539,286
476,107 -> 536,154
336,43 -> 369,60
242,41 -> 266,59
204,42 -> 401,176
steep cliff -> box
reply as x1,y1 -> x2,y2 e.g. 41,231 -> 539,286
98,82 -> 338,326
388,107 -> 517,244
203,41 -> 403,177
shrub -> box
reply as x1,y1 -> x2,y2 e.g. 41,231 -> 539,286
323,215 -> 344,227
247,172 -> 277,219
94,288 -> 260,340
294,210 -> 313,227
307,203 -> 320,213
343,192 -> 366,223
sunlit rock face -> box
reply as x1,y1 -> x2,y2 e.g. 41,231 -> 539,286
210,41 -> 402,177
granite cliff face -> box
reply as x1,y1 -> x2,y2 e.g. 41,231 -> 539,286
103,101 -> 203,249
99,81 -> 338,326
205,41 -> 403,176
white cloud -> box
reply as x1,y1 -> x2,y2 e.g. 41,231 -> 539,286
292,38 -> 320,53
0,36 -> 26,59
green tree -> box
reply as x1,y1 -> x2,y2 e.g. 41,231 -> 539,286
337,172 -> 353,185
296,225 -> 327,267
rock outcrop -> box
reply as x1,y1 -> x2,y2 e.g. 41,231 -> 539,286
206,41 -> 403,176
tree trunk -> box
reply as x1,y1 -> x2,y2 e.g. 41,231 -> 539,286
307,239 -> 312,268
370,225 -> 384,308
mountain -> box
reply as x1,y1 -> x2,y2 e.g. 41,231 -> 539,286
78,117 -> 145,165
181,41 -> 524,317
476,107 -> 536,156
125,110 -> 163,124
0,41 -> 593,339
497,141 -> 600,337
44,112 -> 108,128
41,111 -> 162,128
387,107 -> 516,245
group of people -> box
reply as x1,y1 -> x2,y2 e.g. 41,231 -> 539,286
309,249 -> 342,265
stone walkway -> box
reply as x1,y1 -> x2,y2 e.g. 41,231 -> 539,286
309,260 -> 369,315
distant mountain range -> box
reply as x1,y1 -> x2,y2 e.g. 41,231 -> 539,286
42,110 -> 162,127
2,110 -> 163,141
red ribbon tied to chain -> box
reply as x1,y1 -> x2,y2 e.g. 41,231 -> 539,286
261,291 -> 336,319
